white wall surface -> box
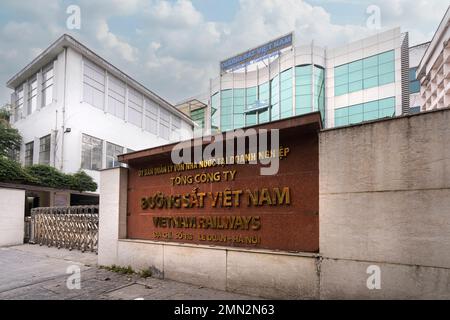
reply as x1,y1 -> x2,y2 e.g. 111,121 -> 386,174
0,188 -> 25,247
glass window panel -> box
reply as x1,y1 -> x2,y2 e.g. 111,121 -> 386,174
348,60 -> 363,72
106,142 -> 123,168
335,107 -> 348,118
379,72 -> 395,85
296,95 -> 312,109
245,113 -> 257,126
81,134 -> 103,170
379,107 -> 395,118
159,109 -> 170,140
349,113 -> 363,124
39,135 -> 51,165
83,60 -> 105,110
378,50 -> 395,64
349,70 -> 363,82
363,110 -> 379,121
280,98 -> 292,119
221,89 -> 232,99
364,101 -> 379,112
409,68 -> 418,82
280,87 -> 292,101
409,80 -> 420,93
349,81 -> 363,93
335,117 -> 349,127
25,142 -> 34,166
378,61 -> 395,75
296,65 -> 312,75
221,114 -> 232,125
259,108 -> 270,123
334,64 -> 348,77
296,107 -> 311,116
280,68 -> 292,82
379,97 -> 395,109
42,64 -> 54,107
233,88 -> 245,97
348,104 -> 363,115
334,74 -> 348,86
363,76 -> 378,89
363,55 -> 378,68
296,84 -> 311,95
234,97 -> 245,106
107,76 -> 125,119
364,65 -> 378,78
234,114 -> 245,128
335,84 -> 349,96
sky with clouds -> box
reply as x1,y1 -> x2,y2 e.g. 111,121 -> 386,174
0,0 -> 448,105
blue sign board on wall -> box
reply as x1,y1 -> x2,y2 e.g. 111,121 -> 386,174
220,33 -> 294,73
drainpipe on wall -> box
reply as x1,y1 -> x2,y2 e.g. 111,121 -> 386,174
60,46 -> 68,172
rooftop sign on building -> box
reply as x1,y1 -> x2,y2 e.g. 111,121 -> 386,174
220,32 -> 294,73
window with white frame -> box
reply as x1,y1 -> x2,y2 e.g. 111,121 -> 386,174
42,64 -> 54,107
25,141 -> 34,166
15,85 -> 24,120
159,108 -> 170,140
107,75 -> 125,119
106,142 -> 123,168
144,98 -> 158,135
28,77 -> 37,114
83,59 -> 105,110
171,116 -> 181,141
128,87 -> 143,127
39,135 -> 51,165
81,134 -> 103,170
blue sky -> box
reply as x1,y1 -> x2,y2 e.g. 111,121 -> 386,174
0,0 -> 447,105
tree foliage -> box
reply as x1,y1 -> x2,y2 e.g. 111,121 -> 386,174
0,104 -> 97,192
0,117 -> 21,159
0,157 -> 39,185
0,160 -> 98,192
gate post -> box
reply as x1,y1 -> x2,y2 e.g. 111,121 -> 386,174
98,167 -> 128,266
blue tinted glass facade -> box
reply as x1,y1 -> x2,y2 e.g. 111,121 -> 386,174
334,50 -> 395,96
409,67 -> 420,94
334,97 -> 396,127
215,64 -> 326,132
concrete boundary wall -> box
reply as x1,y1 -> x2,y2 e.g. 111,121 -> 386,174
319,109 -> 450,299
0,187 -> 25,247
99,109 -> 450,299
116,239 -> 320,299
98,168 -> 320,299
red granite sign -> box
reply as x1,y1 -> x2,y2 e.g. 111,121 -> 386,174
120,114 -> 320,252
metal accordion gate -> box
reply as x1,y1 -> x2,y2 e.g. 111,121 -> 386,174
29,206 -> 99,253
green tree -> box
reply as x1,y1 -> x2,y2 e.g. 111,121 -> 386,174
0,104 -> 21,159
69,171 -> 98,192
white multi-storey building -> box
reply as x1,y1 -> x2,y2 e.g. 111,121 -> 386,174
7,34 -> 194,198
417,6 -> 450,110
202,27 -> 411,134
409,42 -> 430,113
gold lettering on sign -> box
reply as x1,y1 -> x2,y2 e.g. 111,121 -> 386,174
138,147 -> 291,177
140,187 -> 290,210
152,216 -> 261,231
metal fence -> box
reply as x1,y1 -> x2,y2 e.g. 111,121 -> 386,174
29,206 -> 99,253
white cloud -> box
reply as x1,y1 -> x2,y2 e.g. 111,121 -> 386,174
95,19 -> 139,62
0,0 -> 447,106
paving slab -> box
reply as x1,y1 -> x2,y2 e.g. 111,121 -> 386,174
0,245 -> 257,300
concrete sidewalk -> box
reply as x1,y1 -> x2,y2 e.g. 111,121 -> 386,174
0,245 -> 257,300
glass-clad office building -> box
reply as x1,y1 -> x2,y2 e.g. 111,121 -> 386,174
206,28 -> 410,133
